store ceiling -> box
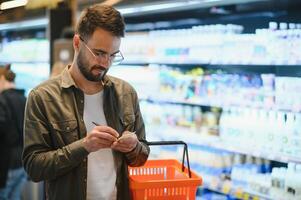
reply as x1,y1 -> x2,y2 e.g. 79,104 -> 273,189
78,0 -> 270,12
1,0 -> 301,25
76,0 -> 301,17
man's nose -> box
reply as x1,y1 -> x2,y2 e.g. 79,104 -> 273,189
98,54 -> 111,68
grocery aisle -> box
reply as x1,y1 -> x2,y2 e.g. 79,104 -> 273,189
1,0 -> 301,199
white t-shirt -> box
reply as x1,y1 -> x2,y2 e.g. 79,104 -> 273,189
84,91 -> 117,200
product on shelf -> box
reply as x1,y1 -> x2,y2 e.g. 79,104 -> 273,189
111,65 -> 301,163
121,22 -> 301,65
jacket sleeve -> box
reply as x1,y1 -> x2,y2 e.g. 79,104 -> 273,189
0,97 -> 7,135
22,89 -> 89,182
124,91 -> 150,167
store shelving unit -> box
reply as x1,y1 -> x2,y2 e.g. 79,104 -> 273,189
0,4 -> 72,95
203,181 -> 272,200
0,22 -> 50,95
113,0 -> 301,199
147,125 -> 301,164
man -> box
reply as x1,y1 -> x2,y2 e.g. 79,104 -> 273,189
22,4 -> 150,200
0,64 -> 27,200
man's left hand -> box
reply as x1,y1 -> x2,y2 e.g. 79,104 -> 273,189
111,131 -> 138,153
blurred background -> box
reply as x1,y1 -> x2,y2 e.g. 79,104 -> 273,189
1,0 -> 301,199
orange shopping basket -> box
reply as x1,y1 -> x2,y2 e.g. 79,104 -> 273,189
128,141 -> 202,200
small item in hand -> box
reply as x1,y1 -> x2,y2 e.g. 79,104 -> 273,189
117,131 -> 136,142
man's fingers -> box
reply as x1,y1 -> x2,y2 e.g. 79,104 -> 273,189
89,131 -> 117,142
93,126 -> 119,138
111,139 -> 137,152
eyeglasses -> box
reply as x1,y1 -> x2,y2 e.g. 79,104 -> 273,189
79,36 -> 124,66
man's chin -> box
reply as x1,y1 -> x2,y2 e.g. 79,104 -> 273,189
90,76 -> 103,82
85,68 -> 108,82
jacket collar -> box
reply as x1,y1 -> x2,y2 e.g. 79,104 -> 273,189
61,66 -> 76,88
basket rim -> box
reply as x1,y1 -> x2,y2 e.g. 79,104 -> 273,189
128,159 -> 202,189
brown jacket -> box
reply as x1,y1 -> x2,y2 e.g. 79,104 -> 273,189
22,68 -> 150,200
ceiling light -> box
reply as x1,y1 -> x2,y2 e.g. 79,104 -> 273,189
0,18 -> 47,31
117,0 -> 269,16
118,1 -> 200,15
0,0 -> 28,10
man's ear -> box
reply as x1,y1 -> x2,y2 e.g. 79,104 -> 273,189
73,34 -> 80,51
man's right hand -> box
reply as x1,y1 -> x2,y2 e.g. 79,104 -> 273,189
82,125 -> 119,152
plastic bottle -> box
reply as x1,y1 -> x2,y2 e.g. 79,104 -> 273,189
275,112 -> 286,154
285,163 -> 296,199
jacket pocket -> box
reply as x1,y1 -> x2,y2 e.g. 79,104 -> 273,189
51,120 -> 78,146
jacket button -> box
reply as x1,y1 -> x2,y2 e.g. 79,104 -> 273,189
80,100 -> 84,103
66,126 -> 70,131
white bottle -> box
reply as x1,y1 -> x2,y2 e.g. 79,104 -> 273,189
292,113 -> 301,157
285,163 -> 296,200
293,164 -> 301,199
270,167 -> 280,199
271,167 -> 287,199
285,113 -> 295,156
275,112 -> 286,154
266,111 -> 277,153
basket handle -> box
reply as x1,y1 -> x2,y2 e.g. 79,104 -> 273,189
140,140 -> 192,178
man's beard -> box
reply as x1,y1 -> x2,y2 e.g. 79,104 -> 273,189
77,50 -> 108,82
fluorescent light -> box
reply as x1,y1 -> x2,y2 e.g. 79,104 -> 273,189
117,0 -> 270,16
0,0 -> 28,10
0,18 -> 47,31
118,1 -> 200,15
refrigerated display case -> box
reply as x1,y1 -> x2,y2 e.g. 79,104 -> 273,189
109,1 -> 301,198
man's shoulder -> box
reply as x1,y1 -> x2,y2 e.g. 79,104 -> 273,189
107,75 -> 136,94
30,76 -> 63,98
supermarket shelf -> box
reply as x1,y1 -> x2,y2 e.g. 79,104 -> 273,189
276,65 -> 301,77
121,61 -> 301,75
158,126 -> 301,164
122,59 -> 149,65
0,61 -> 49,64
122,60 -> 208,66
0,18 -> 47,31
140,97 -> 301,113
203,180 -> 272,200
141,97 -> 213,108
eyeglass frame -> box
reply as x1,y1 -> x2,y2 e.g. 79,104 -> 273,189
79,36 -> 124,66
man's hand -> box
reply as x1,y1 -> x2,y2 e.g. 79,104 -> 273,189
83,125 -> 119,152
111,131 -> 138,153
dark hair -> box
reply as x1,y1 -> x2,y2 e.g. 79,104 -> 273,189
76,4 -> 125,40
0,64 -> 16,82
